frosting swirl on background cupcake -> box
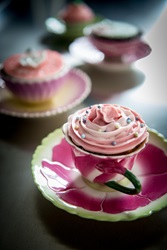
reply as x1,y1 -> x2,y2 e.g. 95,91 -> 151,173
66,104 -> 149,155
2,49 -> 65,82
58,2 -> 95,23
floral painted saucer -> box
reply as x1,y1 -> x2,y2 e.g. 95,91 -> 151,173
0,69 -> 91,118
69,37 -> 151,68
32,128 -> 167,221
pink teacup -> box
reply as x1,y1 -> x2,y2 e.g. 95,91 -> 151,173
0,49 -> 69,104
84,19 -> 143,59
63,123 -> 148,194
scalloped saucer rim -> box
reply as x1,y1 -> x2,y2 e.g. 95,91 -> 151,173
32,128 -> 167,221
0,68 -> 91,118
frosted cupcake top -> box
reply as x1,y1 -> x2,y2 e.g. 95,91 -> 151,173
64,104 -> 148,155
84,20 -> 141,40
58,2 -> 95,23
3,49 -> 65,81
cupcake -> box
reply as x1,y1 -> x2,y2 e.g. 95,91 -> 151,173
84,19 -> 143,59
0,49 -> 68,104
58,0 -> 95,39
63,104 -> 149,194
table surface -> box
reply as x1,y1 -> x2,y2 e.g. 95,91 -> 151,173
1,3 -> 167,250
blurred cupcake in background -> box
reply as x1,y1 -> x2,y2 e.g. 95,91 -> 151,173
57,0 -> 97,40
84,19 -> 151,63
0,49 -> 69,104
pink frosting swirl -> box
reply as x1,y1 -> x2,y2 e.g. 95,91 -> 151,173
3,50 -> 65,81
58,3 -> 95,23
66,104 -> 149,155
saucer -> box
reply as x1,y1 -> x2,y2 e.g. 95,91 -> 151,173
32,128 -> 167,221
69,37 -> 152,68
0,69 -> 91,118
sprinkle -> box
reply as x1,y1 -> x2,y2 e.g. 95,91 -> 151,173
111,141 -> 116,146
127,118 -> 132,124
98,128 -> 102,132
74,125 -> 79,130
86,110 -> 89,114
134,132 -> 138,137
82,115 -> 87,124
115,123 -> 120,129
81,134 -> 86,139
75,116 -> 80,121
135,116 -> 139,121
89,106 -> 92,109
140,123 -> 145,128
97,104 -> 101,109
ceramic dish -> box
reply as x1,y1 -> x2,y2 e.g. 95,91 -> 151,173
45,16 -> 102,41
0,68 -> 91,118
32,128 -> 167,221
69,37 -> 151,67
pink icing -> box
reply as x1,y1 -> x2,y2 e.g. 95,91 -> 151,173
90,20 -> 140,39
58,3 -> 95,23
3,50 -> 64,81
66,104 -> 149,155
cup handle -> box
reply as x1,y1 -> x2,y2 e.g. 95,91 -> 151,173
105,169 -> 141,195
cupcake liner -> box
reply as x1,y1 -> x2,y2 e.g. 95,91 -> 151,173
0,65 -> 69,104
1,71 -> 68,104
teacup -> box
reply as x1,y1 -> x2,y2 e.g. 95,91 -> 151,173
63,123 -> 147,195
0,49 -> 69,104
84,19 -> 143,59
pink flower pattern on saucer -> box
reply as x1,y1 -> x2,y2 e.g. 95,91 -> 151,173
40,129 -> 167,215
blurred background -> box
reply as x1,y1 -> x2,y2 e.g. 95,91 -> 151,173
0,0 -> 167,105
1,2 -> 167,250
0,0 -> 167,60
1,0 -> 167,105
1,0 -> 167,30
